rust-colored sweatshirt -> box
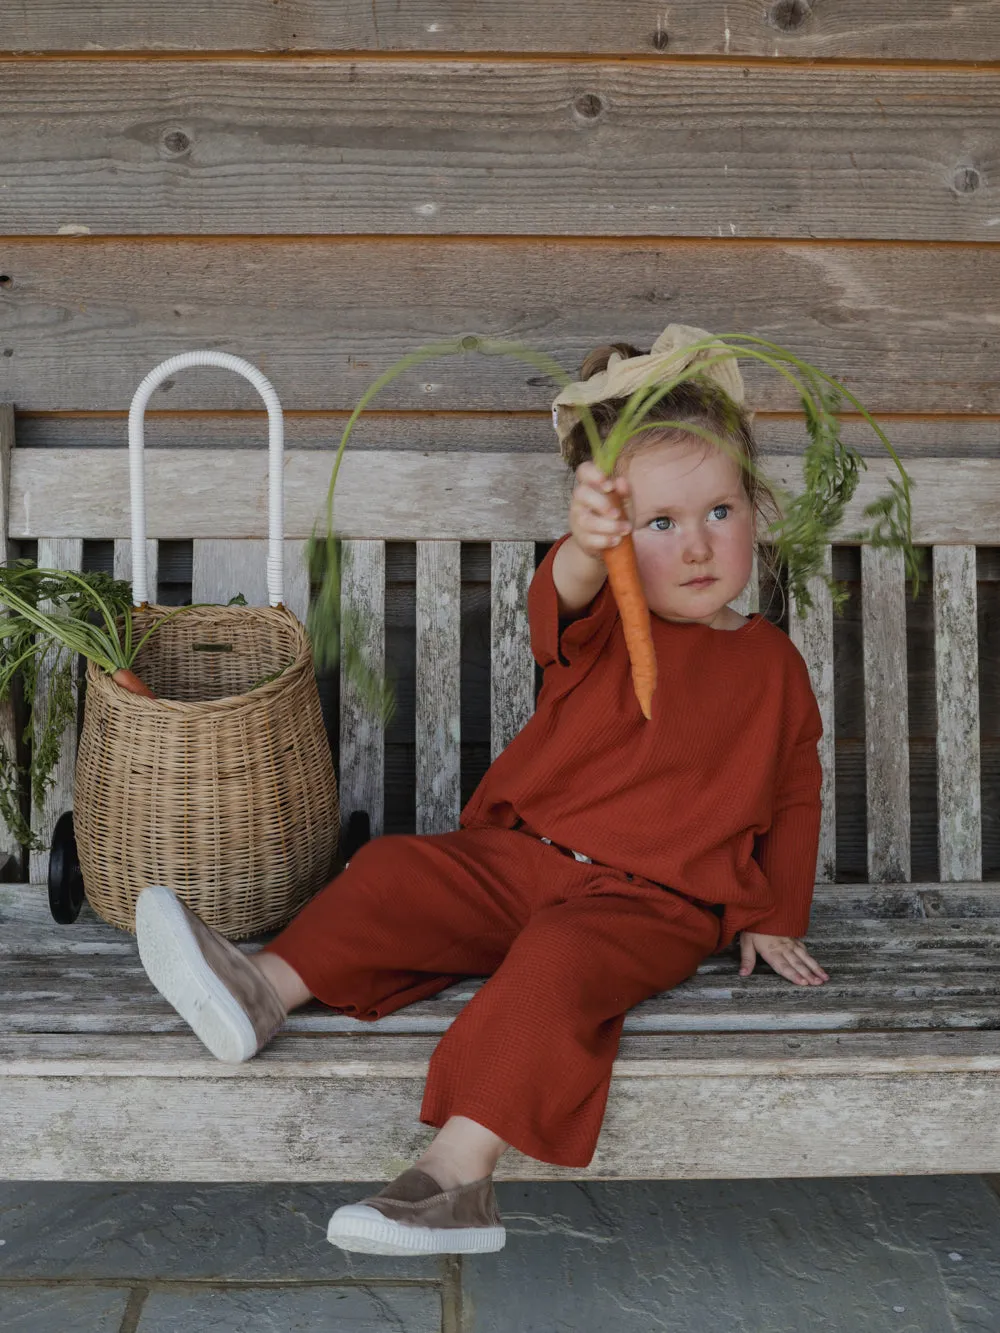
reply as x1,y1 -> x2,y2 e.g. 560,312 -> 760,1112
461,537 -> 824,951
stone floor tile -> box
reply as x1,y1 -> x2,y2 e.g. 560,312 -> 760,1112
135,1284 -> 441,1331
0,1284 -> 132,1331
0,1182 -> 436,1282
464,1176 -> 1000,1333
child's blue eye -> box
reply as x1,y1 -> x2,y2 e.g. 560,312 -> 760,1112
649,505 -> 730,531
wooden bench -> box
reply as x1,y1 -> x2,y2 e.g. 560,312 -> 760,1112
3,408 -> 999,1182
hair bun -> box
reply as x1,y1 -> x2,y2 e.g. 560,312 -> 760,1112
579,342 -> 646,384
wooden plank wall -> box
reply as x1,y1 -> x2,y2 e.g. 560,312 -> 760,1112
2,4 -> 999,879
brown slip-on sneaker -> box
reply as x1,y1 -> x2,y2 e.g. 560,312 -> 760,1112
327,1168 -> 506,1256
135,884 -> 286,1063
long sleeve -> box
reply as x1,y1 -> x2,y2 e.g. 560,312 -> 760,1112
738,692 -> 824,939
528,535 -> 616,672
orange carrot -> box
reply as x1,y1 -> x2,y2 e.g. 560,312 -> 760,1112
602,530 -> 657,720
112,667 -> 157,699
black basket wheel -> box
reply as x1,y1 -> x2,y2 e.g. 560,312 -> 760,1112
341,810 -> 371,863
48,811 -> 85,925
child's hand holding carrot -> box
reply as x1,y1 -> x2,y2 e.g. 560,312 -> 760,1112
568,461 -> 634,559
739,932 -> 829,986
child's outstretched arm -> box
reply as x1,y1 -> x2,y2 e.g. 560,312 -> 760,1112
552,461 -> 632,617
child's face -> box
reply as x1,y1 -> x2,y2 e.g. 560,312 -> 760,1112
623,438 -> 755,626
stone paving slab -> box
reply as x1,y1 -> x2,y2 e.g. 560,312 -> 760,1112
135,1284 -> 441,1332
465,1176 -> 1000,1332
0,1284 -> 132,1331
0,1182 -> 436,1282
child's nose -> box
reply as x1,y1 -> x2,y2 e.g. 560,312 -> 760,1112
683,530 -> 712,560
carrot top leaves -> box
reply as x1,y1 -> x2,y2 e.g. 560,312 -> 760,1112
307,332 -> 919,721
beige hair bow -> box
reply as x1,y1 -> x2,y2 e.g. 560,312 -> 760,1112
550,323 -> 746,461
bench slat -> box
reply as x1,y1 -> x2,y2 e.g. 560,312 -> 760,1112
0,407 -> 20,869
339,539 -> 386,838
788,546 -> 836,882
14,450 -> 1000,544
490,541 -> 535,759
113,538 -> 159,605
862,546 -> 911,881
29,538 -> 84,882
6,1063 -> 1000,1181
415,540 -> 461,834
191,538 -> 310,621
5,1028 -> 1000,1073
933,545 -> 982,882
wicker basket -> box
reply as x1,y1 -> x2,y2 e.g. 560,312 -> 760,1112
72,352 -> 339,937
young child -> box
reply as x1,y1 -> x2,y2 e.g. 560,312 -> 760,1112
135,323 -> 829,1258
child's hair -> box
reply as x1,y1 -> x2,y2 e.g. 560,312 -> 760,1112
561,341 -> 783,586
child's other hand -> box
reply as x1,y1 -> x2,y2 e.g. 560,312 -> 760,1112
739,932 -> 829,986
569,461 -> 633,561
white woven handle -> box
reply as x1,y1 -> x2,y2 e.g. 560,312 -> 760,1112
128,351 -> 285,608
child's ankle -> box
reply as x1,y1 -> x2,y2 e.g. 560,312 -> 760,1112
249,949 -> 312,1012
413,1151 -> 492,1191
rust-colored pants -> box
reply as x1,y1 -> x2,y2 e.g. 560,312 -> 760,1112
263,826 -> 723,1167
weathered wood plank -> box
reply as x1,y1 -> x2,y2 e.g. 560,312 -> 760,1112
862,546 -> 911,883
339,540 -> 386,839
191,539 -> 309,621
5,1067 -> 1000,1179
5,240 -> 1000,413
788,546 -> 836,882
933,545 -> 982,883
7,1028 -> 1000,1074
6,1 -> 996,59
415,540 -> 461,834
113,538 -> 158,605
0,405 -> 21,872
490,541 -> 535,759
16,413 -> 1000,463
2,63 -> 999,239
29,538 -> 84,882
11,451 -> 1000,545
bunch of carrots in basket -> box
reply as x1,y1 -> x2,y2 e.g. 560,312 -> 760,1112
307,333 -> 919,722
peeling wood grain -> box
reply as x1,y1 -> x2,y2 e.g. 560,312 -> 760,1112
933,545 -> 982,882
788,547 -> 836,882
861,546 -> 911,882
490,541 -> 534,759
415,540 -> 461,834
339,540 -> 386,838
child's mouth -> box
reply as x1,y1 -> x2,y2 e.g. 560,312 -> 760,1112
684,577 -> 717,588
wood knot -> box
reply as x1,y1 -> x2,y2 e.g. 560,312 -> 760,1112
952,165 -> 982,194
2,349 -> 12,358
572,93 -> 605,120
768,0 -> 811,31
460,335 -> 481,351
0,275 -> 11,288
162,129 -> 192,155
650,28 -> 669,50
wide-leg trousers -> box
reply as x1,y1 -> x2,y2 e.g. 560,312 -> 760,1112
263,827 -> 723,1167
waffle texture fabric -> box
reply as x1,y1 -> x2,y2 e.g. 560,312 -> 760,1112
461,536 -> 823,949
264,825 -> 722,1166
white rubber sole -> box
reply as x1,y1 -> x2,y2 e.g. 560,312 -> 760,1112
135,885 -> 258,1063
327,1205 -> 506,1256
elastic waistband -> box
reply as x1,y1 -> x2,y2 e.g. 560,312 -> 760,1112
514,821 -> 724,918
